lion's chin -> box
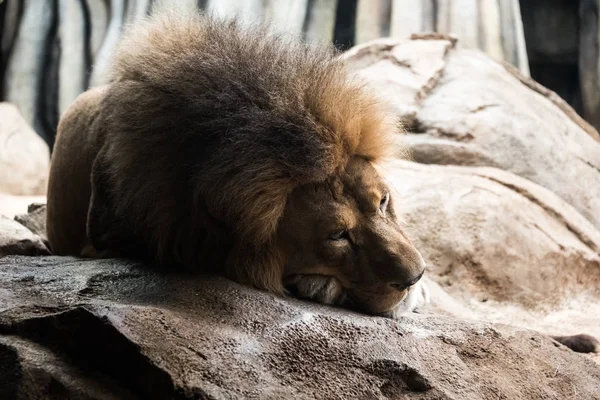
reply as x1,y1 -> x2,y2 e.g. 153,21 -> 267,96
384,280 -> 430,320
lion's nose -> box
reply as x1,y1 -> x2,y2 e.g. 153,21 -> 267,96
389,268 -> 425,292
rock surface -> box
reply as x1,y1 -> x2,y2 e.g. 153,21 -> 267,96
1,255 -> 600,400
2,27 -> 600,400
0,103 -> 50,195
382,160 -> 600,348
0,193 -> 46,219
343,35 -> 600,231
14,203 -> 47,241
340,37 -> 600,355
0,217 -> 49,258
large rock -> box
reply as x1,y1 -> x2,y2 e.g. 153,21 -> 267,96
1,255 -> 599,399
342,35 -> 600,231
3,1 -> 56,145
14,203 -> 47,241
0,193 -> 46,219
0,217 -> 49,258
0,103 -> 49,195
382,160 -> 600,345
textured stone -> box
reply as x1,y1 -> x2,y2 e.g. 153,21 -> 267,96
1,255 -> 599,399
14,203 -> 47,241
343,36 -> 600,230
0,102 -> 50,195
0,194 -> 46,219
0,217 -> 49,258
381,160 -> 600,348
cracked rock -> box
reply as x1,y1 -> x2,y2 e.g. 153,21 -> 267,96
0,103 -> 50,196
343,36 -> 600,231
381,159 -> 600,356
1,256 -> 600,399
0,216 -> 49,258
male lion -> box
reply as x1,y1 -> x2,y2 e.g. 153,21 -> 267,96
46,9 -> 427,318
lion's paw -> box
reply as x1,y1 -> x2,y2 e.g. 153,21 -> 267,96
389,280 -> 430,320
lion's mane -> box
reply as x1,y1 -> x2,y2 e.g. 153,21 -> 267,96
88,8 -> 398,293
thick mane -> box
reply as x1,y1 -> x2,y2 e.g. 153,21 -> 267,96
96,8 -> 398,291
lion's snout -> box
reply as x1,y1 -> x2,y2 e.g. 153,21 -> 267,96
389,267 -> 425,292
376,237 -> 427,292
347,245 -> 426,315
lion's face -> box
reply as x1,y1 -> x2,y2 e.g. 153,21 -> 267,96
278,156 -> 426,314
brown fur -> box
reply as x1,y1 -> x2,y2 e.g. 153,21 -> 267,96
46,9 -> 425,315
46,85 -> 110,256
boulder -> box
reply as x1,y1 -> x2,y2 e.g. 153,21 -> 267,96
0,217 -> 49,258
342,35 -> 600,231
381,160 -> 600,346
0,103 -> 50,195
14,203 -> 47,241
1,255 -> 599,399
0,193 -> 46,219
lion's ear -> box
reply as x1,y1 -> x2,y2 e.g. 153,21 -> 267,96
86,145 -> 136,258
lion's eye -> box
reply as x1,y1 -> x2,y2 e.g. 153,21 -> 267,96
379,192 -> 390,213
329,230 -> 349,241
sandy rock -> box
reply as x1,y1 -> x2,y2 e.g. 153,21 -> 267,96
0,193 -> 46,219
343,36 -> 600,230
0,217 -> 49,258
14,203 -> 47,241
0,103 -> 50,196
1,255 -> 599,399
382,160 -> 600,345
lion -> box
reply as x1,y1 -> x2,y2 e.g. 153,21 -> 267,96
45,8 -> 427,317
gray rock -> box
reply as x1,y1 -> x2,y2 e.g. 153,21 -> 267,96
14,203 -> 47,242
382,160 -> 600,347
0,102 -> 50,195
343,35 -> 600,230
0,217 -> 49,258
1,255 -> 599,399
0,193 -> 46,219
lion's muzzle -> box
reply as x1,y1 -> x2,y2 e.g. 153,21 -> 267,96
390,268 -> 425,292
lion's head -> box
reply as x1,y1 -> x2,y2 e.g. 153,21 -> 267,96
277,156 -> 426,315
73,10 -> 426,318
